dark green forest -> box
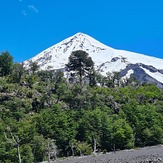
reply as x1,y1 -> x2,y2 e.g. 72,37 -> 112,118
0,51 -> 163,163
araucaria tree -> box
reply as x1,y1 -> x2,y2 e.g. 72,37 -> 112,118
66,50 -> 94,85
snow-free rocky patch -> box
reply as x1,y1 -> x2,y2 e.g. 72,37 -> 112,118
42,145 -> 163,163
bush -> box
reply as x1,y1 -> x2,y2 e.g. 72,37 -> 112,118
76,142 -> 92,156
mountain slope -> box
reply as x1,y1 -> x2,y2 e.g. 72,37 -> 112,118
24,32 -> 163,87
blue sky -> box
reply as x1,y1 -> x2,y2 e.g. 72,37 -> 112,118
0,0 -> 163,62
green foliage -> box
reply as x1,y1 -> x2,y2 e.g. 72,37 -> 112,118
28,60 -> 39,74
20,144 -> 34,163
32,135 -> 46,162
76,142 -> 92,156
112,118 -> 134,149
77,109 -> 103,145
0,51 -> 13,76
9,63 -> 25,84
0,51 -> 163,162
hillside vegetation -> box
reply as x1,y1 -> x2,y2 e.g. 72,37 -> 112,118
0,51 -> 163,163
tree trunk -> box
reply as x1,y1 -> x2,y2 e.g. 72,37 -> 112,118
69,141 -> 75,156
47,141 -> 51,162
113,143 -> 115,153
93,137 -> 97,154
17,144 -> 22,163
71,146 -> 74,156
78,148 -> 82,156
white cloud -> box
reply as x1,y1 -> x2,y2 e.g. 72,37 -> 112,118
28,5 -> 39,14
21,10 -> 27,16
20,4 -> 39,16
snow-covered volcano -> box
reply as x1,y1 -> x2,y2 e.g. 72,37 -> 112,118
24,32 -> 163,87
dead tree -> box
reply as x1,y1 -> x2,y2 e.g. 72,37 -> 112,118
4,130 -> 21,163
93,136 -> 97,154
69,140 -> 77,156
47,139 -> 57,162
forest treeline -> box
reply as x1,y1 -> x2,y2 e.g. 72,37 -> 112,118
0,51 -> 163,163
